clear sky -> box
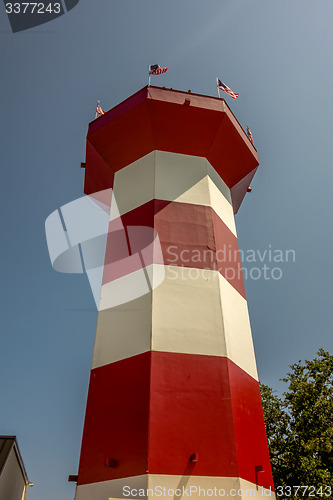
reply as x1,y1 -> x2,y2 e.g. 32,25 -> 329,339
0,1 -> 332,499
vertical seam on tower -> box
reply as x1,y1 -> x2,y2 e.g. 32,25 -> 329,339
146,99 -> 158,154
151,151 -> 156,354
226,356 -> 241,480
214,220 -> 228,362
147,351 -> 153,476
205,114 -> 226,166
147,151 -> 157,475
88,139 -> 112,169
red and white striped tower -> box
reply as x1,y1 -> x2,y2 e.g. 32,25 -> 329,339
75,86 -> 275,500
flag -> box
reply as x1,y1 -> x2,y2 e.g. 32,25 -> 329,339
247,126 -> 254,144
217,78 -> 239,100
96,105 -> 105,116
149,64 -> 168,75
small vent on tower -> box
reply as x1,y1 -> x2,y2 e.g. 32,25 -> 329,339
255,465 -> 264,488
68,475 -> 78,482
104,457 -> 118,468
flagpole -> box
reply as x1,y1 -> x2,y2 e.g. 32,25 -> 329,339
216,78 -> 221,98
95,100 -> 100,120
148,65 -> 151,86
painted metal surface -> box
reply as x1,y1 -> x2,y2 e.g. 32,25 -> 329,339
148,475 -> 273,500
75,86 -> 275,500
76,475 -> 273,500
84,140 -> 115,196
75,474 -> 147,500
152,266 -> 257,379
77,352 -> 272,489
93,291 -> 152,367
92,265 -> 257,379
77,353 -> 151,486
103,199 -> 244,296
83,87 -> 259,213
109,151 -> 235,233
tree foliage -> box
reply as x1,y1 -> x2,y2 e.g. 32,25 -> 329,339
260,349 -> 333,499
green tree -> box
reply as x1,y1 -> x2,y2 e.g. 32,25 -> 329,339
260,349 -> 333,500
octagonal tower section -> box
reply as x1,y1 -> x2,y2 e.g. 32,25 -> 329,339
75,86 -> 275,500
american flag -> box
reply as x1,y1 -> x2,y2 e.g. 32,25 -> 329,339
247,126 -> 254,144
217,78 -> 239,100
96,105 -> 105,116
149,64 -> 168,75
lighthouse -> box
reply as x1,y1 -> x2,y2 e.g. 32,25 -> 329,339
74,86 -> 275,499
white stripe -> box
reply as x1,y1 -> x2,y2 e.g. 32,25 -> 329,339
75,475 -> 148,500
152,265 -> 258,380
75,474 -> 275,500
92,265 -> 258,381
109,151 -> 236,235
148,475 -> 275,499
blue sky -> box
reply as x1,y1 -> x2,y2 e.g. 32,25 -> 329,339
0,1 -> 333,499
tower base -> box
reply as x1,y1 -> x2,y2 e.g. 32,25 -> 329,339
76,474 -> 276,500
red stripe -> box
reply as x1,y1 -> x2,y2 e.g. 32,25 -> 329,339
229,361 -> 274,489
102,200 -> 246,299
231,167 -> 257,214
84,88 -> 258,202
77,352 -> 274,490
84,140 -> 114,196
149,352 -> 274,490
77,353 -> 151,485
